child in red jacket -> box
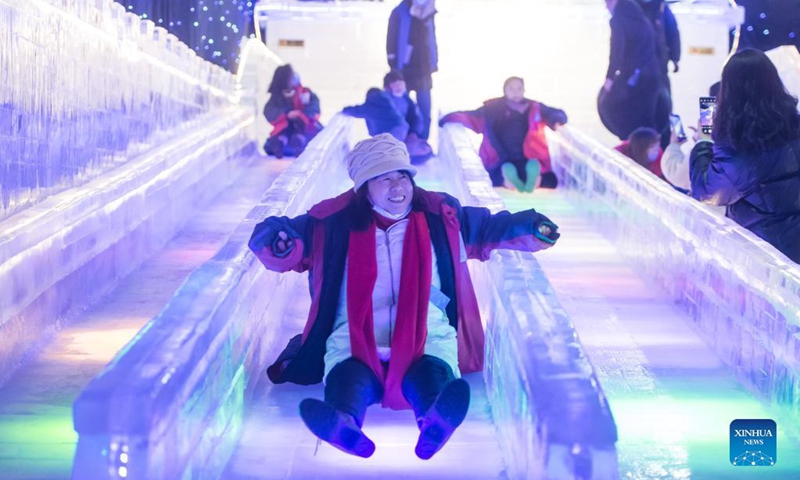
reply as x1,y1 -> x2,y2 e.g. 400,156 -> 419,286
264,64 -> 323,158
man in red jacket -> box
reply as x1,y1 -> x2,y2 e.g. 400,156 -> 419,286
440,77 -> 567,192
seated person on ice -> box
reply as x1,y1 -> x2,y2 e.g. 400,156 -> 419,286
439,76 -> 567,192
614,127 -> 667,181
342,70 -> 433,165
263,64 -> 323,158
248,134 -> 560,459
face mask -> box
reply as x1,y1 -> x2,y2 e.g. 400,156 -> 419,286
413,0 -> 427,6
647,148 -> 659,162
290,72 -> 301,88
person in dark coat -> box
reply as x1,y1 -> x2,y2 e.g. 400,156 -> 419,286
690,49 -> 800,263
636,0 -> 681,148
343,88 -> 409,141
342,71 -> 433,164
248,134 -> 560,459
263,64 -> 323,158
440,77 -> 567,192
599,0 -> 663,142
387,0 -> 438,140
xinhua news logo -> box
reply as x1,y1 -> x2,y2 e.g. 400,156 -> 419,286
730,419 -> 777,467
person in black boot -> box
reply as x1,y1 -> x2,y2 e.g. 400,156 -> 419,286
249,134 -> 560,459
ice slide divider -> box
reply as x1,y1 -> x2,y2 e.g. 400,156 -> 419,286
0,109 -> 254,386
549,126 -> 800,437
71,115 -> 356,480
439,124 -> 619,480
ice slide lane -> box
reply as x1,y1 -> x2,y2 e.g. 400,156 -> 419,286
0,155 -> 287,480
221,158 -> 509,480
500,188 -> 800,480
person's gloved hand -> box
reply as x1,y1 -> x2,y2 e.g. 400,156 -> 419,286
672,61 -> 680,73
272,231 -> 295,258
534,221 -> 560,245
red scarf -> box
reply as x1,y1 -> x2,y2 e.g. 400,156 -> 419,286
346,211 -> 432,410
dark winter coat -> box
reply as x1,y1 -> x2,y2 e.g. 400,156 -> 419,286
342,89 -> 424,141
607,0 -> 660,81
248,188 -> 558,385
264,85 -> 322,138
690,139 -> 800,263
387,0 -> 438,87
342,89 -> 408,140
440,98 -> 567,173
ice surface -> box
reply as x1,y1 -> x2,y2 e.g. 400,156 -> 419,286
440,124 -> 619,479
0,0 -> 236,221
549,126 -> 800,438
0,109 -> 254,385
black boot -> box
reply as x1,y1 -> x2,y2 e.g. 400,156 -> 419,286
299,358 -> 383,458
414,378 -> 470,459
402,355 -> 471,460
299,398 -> 375,458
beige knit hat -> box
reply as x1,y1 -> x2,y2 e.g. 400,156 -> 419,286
347,133 -> 417,191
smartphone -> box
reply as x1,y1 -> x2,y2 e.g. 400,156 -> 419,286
669,113 -> 687,142
699,96 -> 717,135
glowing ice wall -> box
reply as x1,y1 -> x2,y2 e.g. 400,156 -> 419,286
72,115 -> 356,480
0,0 -> 236,220
550,126 -> 800,435
439,124 -> 619,480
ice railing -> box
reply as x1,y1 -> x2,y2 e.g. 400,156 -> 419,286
0,0 -> 287,385
235,38 -> 285,151
549,126 -> 800,433
0,0 -> 236,220
71,115 -> 357,480
439,124 -> 619,480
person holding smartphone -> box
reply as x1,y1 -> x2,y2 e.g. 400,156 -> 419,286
689,49 -> 800,263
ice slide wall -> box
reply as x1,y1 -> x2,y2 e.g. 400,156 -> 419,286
0,0 -> 278,387
549,127 -> 800,441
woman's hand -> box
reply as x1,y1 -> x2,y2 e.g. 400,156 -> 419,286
691,120 -> 712,143
534,221 -> 560,246
273,230 -> 295,256
670,130 -> 687,146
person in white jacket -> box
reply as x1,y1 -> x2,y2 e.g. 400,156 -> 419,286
661,129 -> 691,191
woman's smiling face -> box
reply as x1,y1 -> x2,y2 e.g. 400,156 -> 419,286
367,170 -> 413,215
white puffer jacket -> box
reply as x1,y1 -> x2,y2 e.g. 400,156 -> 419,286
323,218 -> 460,382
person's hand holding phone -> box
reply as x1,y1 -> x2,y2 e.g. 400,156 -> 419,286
670,130 -> 687,146
689,122 -> 712,143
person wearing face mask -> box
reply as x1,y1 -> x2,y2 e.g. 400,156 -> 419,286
387,0 -> 438,141
248,133 -> 560,459
614,127 -> 666,180
440,77 -> 567,193
342,70 -> 433,164
263,64 -> 323,159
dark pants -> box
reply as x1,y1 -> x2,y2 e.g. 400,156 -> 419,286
325,355 -> 455,426
264,120 -> 321,158
413,88 -> 432,141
